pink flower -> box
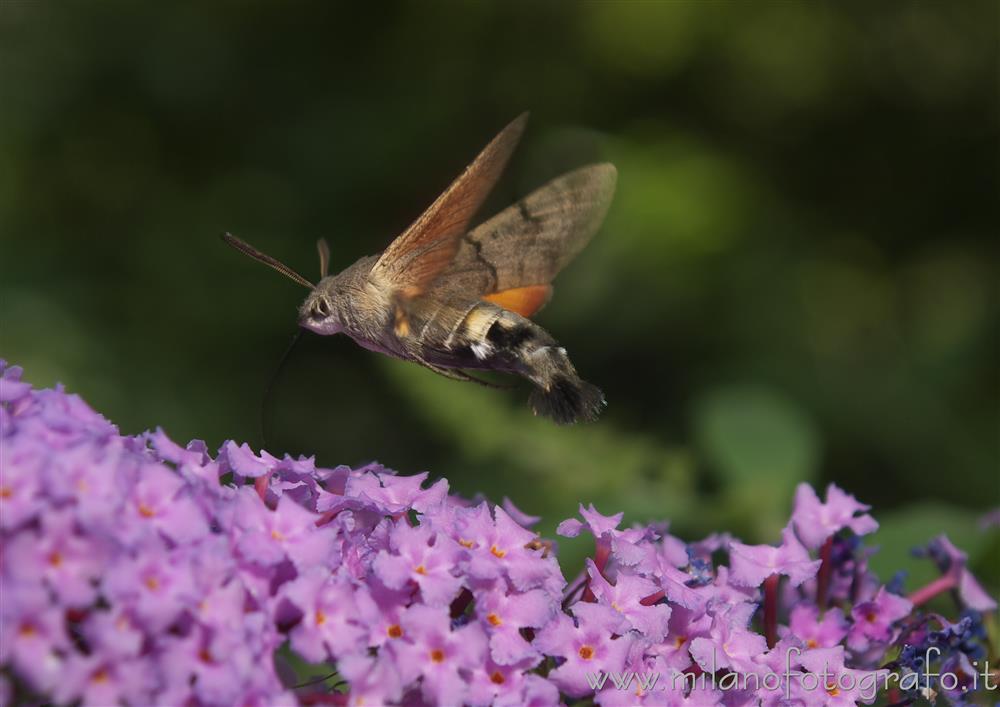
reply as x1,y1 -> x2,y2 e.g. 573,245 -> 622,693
373,522 -> 463,606
281,569 -> 368,661
785,603 -> 849,648
587,559 -> 671,641
2,361 -> 993,706
792,483 -> 878,550
729,525 -> 822,588
394,604 -> 485,705
535,602 -> 633,697
847,586 -> 912,654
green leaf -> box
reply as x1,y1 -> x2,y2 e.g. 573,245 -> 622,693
694,385 -> 820,537
694,384 -> 820,486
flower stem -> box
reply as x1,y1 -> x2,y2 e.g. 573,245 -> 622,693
562,578 -> 587,608
763,574 -> 780,649
254,473 -> 271,504
315,509 -> 341,527
640,590 -> 665,607
816,536 -> 834,611
582,540 -> 612,603
907,573 -> 957,607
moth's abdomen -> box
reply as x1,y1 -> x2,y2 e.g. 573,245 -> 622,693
451,305 -> 605,424
527,369 -> 605,425
448,304 -> 545,365
520,341 -> 605,424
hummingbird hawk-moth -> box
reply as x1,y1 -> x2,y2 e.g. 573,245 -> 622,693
223,113 -> 616,424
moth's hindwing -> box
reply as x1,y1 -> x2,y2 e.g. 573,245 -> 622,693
482,285 -> 552,318
437,163 -> 617,303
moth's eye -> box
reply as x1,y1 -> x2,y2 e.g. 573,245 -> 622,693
311,299 -> 331,319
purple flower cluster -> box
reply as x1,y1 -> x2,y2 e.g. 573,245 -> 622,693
1,361 -> 996,706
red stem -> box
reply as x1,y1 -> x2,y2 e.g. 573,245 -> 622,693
561,578 -> 587,608
254,473 -> 271,504
581,540 -> 612,603
640,590 -> 665,607
816,536 -> 834,611
763,574 -> 780,649
314,509 -> 342,527
907,573 -> 957,607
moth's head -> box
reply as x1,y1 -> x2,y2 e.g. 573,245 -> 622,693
221,232 -> 342,334
298,280 -> 343,335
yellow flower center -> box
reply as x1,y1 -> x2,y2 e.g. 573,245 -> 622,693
387,624 -> 403,639
430,649 -> 445,663
315,610 -> 326,626
490,545 -> 506,559
414,565 -> 427,575
490,671 -> 505,684
578,645 -> 595,660
138,502 -> 156,518
487,613 -> 502,627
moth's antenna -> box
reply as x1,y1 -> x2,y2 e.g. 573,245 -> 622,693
317,238 -> 331,279
261,328 -> 304,449
221,232 -> 315,289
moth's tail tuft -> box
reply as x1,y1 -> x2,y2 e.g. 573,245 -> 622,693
529,375 -> 606,425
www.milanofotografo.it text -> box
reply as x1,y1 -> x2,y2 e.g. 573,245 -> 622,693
586,647 -> 997,699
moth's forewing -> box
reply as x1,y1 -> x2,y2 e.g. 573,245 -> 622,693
371,113 -> 529,297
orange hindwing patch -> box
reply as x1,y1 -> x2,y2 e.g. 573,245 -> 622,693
483,285 -> 552,318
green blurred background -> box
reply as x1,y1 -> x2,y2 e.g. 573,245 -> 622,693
1,1 -> 996,585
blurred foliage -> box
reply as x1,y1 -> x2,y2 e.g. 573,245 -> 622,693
1,2 -> 996,580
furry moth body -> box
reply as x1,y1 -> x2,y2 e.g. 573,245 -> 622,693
223,113 -> 615,424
